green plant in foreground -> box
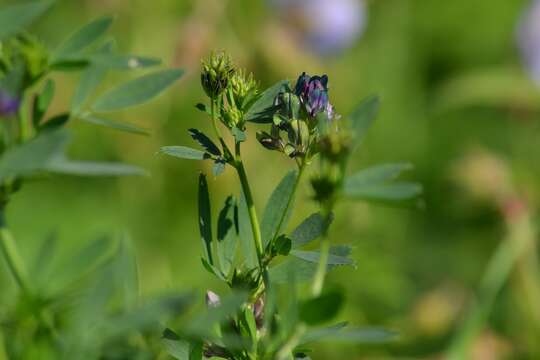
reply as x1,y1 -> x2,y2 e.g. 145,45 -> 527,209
0,1 -> 186,358
160,52 -> 422,359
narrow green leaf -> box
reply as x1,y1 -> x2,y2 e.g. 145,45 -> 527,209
201,257 -> 225,281
115,234 -> 139,310
299,289 -> 345,325
53,16 -> 113,59
92,69 -> 184,112
291,247 -> 356,267
162,329 -> 190,360
33,79 -> 55,127
160,146 -> 208,160
238,189 -> 257,268
30,232 -> 57,290
216,196 -> 238,276
45,157 -> 145,176
0,0 -> 54,40
71,64 -> 107,113
78,113 -> 149,136
38,113 -> 69,132
198,174 -> 214,264
300,323 -> 396,344
245,80 -> 290,123
344,163 -> 422,202
188,128 -> 221,156
299,322 -> 348,345
261,170 -> 297,246
290,212 -> 333,249
0,129 -> 69,180
89,54 -> 161,69
349,95 -> 379,148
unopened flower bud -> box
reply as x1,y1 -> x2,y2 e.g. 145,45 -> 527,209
230,69 -> 258,109
201,52 -> 235,99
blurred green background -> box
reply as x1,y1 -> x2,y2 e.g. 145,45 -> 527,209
3,0 -> 540,358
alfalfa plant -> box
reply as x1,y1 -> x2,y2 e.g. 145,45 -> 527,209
160,52 -> 422,359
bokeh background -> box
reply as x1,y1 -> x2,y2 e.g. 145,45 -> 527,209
3,0 -> 540,358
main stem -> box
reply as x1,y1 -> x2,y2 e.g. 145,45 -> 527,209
235,148 -> 267,280
0,209 -> 31,296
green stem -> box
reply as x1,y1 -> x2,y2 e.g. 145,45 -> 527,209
0,211 -> 31,296
312,208 -> 333,296
211,98 -> 223,140
234,144 -> 268,286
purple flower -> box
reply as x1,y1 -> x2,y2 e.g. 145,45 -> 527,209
0,90 -> 20,117
518,0 -> 540,84
294,72 -> 331,117
270,0 -> 367,55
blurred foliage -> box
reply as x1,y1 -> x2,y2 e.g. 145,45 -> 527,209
1,0 -> 540,358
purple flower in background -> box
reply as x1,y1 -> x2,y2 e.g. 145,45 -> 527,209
270,0 -> 367,55
0,90 -> 20,117
518,0 -> 540,84
294,72 -> 332,117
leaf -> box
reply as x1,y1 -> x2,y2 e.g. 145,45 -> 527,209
274,235 -> 292,256
238,189 -> 257,268
162,329 -> 191,360
78,113 -> 149,136
290,212 -> 333,249
344,163 -> 422,202
160,146 -> 208,160
39,113 -> 69,132
201,257 -> 225,281
198,174 -> 214,265
92,69 -> 184,112
212,160 -> 226,177
115,234 -> 139,310
0,129 -> 69,180
299,289 -> 345,325
299,322 -> 348,345
53,16 -> 113,59
0,0 -> 54,40
291,247 -> 356,268
216,196 -> 238,276
30,232 -> 58,290
71,64 -> 107,113
45,156 -> 145,176
261,170 -> 297,246
270,253 -> 349,284
188,128 -> 221,156
195,103 -> 210,114
349,95 -> 379,148
89,54 -> 161,70
245,80 -> 289,123
33,79 -> 55,127
232,127 -> 246,143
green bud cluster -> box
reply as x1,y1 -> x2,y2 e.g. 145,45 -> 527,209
229,69 -> 258,110
200,51 -> 234,99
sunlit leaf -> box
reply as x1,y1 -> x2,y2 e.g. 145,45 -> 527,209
92,69 -> 184,112
245,80 -> 289,123
160,146 -> 208,160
